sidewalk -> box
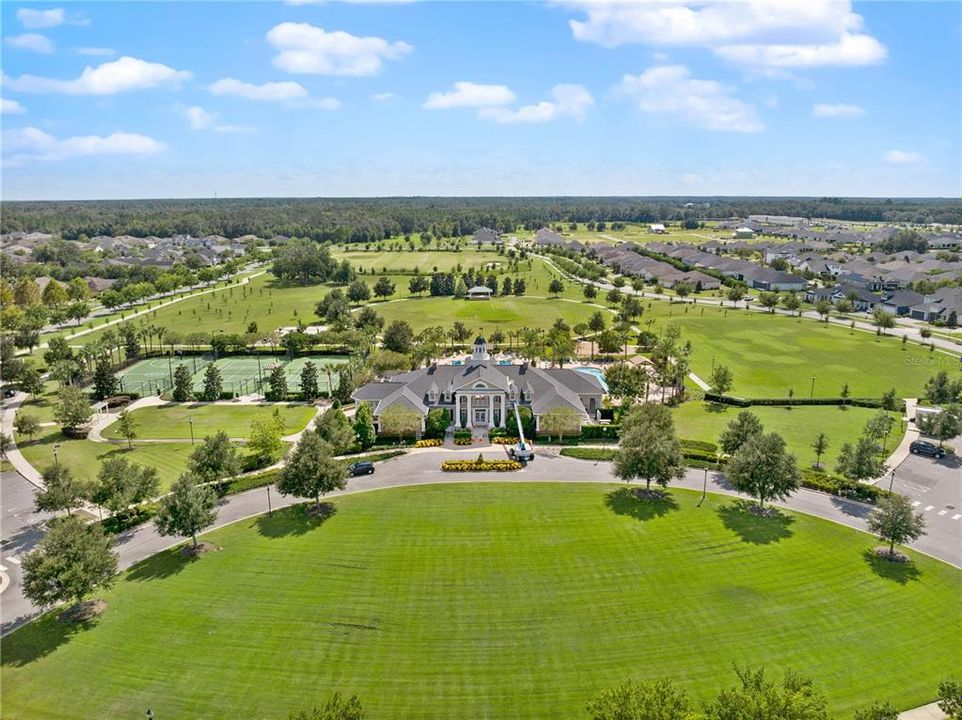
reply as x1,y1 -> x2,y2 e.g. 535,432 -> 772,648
900,702 -> 947,720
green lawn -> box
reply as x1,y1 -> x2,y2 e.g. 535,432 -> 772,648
2,483 -> 957,719
368,295 -> 609,333
100,403 -> 315,441
16,381 -> 60,423
17,426 -> 196,490
16,425 -> 281,491
637,301 -> 955,398
672,402 -> 899,468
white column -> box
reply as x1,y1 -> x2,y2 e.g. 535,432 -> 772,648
488,394 -> 493,428
456,395 -> 462,428
467,395 -> 472,427
499,395 -> 506,427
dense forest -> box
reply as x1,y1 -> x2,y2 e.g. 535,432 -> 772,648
2,196 -> 961,241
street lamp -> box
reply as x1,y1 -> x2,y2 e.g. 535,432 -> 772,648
266,485 -> 273,517
810,375 -> 816,399
888,469 -> 896,493
52,443 -> 61,467
188,417 -> 195,445
710,355 -> 716,372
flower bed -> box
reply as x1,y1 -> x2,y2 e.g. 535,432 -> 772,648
454,437 -> 473,445
414,439 -> 443,448
441,459 -> 523,472
490,436 -> 521,445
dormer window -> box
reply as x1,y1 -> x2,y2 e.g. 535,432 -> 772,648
428,390 -> 437,402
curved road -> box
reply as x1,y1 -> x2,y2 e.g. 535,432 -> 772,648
4,444 -> 960,636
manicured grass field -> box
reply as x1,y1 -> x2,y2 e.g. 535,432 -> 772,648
17,426 -> 196,491
100,403 -> 316,441
672,401 -> 899,468
368,295 -> 609,333
638,301 -> 955,398
3,484 -> 958,719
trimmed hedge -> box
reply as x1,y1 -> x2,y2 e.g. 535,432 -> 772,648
703,393 -> 904,412
414,439 -> 443,448
560,448 -> 615,461
581,424 -> 620,441
441,459 -> 523,472
454,437 -> 473,446
799,467 -> 894,504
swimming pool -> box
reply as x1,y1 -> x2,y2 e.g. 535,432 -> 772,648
574,366 -> 608,392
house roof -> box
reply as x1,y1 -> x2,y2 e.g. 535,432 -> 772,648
467,285 -> 493,294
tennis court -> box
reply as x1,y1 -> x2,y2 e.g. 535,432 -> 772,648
118,355 -> 346,397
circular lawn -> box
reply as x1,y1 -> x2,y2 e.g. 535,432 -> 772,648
3,483 -> 959,719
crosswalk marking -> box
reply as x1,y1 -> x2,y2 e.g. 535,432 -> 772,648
937,510 -> 948,516
911,501 -> 921,507
924,505 -> 935,512
5,556 -> 20,565
952,514 -> 961,521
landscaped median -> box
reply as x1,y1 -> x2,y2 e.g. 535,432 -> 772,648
441,454 -> 522,472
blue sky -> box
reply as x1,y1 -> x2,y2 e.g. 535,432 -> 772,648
1,1 -> 959,200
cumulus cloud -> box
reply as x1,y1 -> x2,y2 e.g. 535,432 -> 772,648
5,56 -> 191,95
306,97 -> 342,110
479,84 -> 593,124
884,150 -> 925,165
423,82 -> 516,109
1,98 -> 27,115
5,33 -> 55,54
613,65 -> 764,133
209,77 -> 308,101
562,1 -> 886,69
813,103 -> 864,118
2,126 -> 165,164
16,8 -> 65,28
370,92 -> 395,102
267,22 -> 412,76
76,47 -> 116,57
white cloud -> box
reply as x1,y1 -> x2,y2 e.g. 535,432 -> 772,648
765,95 -> 779,109
423,81 -> 516,109
1,98 -> 27,115
563,1 -> 886,70
267,22 -> 412,76
183,106 -> 258,133
16,8 -> 64,29
284,0 -> 414,4
884,150 -> 925,165
209,77 -> 308,101
813,102 -> 864,118
185,106 -> 215,130
76,47 -> 116,57
307,97 -> 342,110
3,126 -> 165,164
5,33 -> 55,54
5,56 -> 191,95
479,84 -> 593,124
370,92 -> 395,102
614,65 -> 764,133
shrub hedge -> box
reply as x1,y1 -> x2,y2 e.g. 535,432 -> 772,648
703,393 -> 904,411
799,467 -> 894,504
414,439 -> 443,448
441,459 -> 523,472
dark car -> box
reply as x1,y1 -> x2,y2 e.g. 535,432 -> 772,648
909,440 -> 945,459
2,388 -> 15,399
348,461 -> 375,476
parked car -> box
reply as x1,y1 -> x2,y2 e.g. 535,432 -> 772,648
348,461 -> 375,476
909,440 -> 945,459
2,388 -> 15,399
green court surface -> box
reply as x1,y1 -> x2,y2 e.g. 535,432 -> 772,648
2,483 -> 958,719
118,355 -> 346,396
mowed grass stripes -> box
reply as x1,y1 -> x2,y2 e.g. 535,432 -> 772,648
2,483 -> 959,720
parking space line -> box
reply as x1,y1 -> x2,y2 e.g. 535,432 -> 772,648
924,505 -> 935,512
5,556 -> 20,565
937,510 -> 948,516
911,501 -> 921,507
952,514 -> 961,521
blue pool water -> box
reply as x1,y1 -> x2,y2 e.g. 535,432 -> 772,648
574,366 -> 608,392
451,360 -> 462,366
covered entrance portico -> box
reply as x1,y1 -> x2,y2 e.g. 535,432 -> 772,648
455,388 -> 506,429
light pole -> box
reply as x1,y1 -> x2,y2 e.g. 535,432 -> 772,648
810,375 -> 816,399
53,443 -> 61,467
188,417 -> 195,445
267,485 -> 273,517
888,469 -> 896,493
710,355 -> 716,373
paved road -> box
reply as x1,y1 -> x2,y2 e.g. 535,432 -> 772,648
0,469 -> 54,634
4,445 -> 959,636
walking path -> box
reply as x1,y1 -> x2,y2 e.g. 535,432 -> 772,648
899,703 -> 948,720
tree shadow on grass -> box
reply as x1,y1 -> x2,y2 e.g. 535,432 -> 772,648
704,402 -> 729,414
254,502 -> 336,538
0,607 -> 99,667
604,486 -> 679,522
126,545 -> 199,583
863,549 -> 921,585
717,500 -> 795,545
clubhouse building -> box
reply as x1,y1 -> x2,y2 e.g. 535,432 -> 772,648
353,337 -> 605,433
